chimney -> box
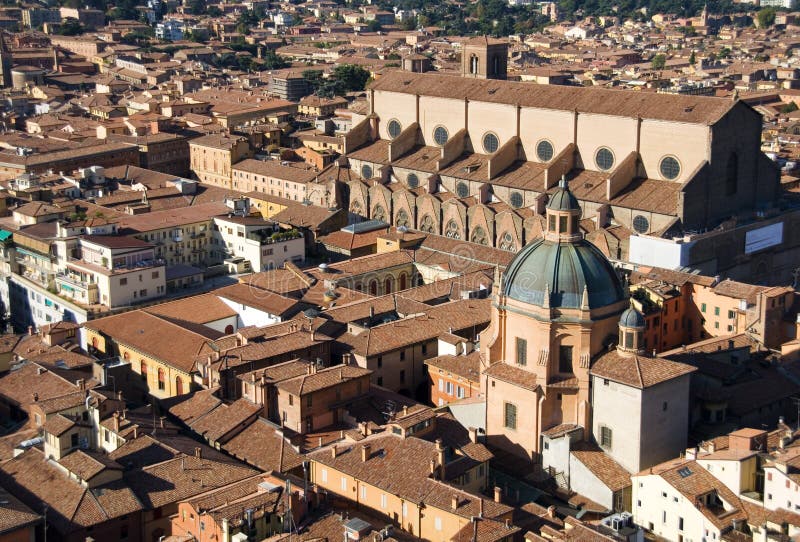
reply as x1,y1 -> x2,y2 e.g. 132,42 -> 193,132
331,446 -> 338,459
493,486 -> 502,503
361,444 -> 371,462
159,416 -> 165,429
195,447 -> 202,459
685,447 -> 698,460
708,441 -> 716,453
132,426 -> 138,439
113,411 -> 120,432
76,378 -> 85,391
451,494 -> 459,510
468,427 -> 478,444
318,436 -> 324,448
369,305 -> 374,318
27,326 -> 33,336
429,458 -> 437,476
36,366 -> 45,375
116,391 -> 123,401
435,438 -> 445,473
402,405 -> 408,417
546,505 -> 556,519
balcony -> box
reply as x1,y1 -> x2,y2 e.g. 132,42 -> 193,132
55,272 -> 99,304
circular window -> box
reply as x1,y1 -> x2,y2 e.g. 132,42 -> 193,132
407,173 -> 419,189
483,132 -> 499,154
509,192 -> 523,208
387,119 -> 402,139
456,182 -> 469,198
361,164 -> 373,179
659,156 -> 681,180
595,147 -> 615,171
633,215 -> 649,234
433,126 -> 449,146
536,140 -> 554,162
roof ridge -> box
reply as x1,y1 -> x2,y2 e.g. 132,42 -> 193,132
635,356 -> 644,388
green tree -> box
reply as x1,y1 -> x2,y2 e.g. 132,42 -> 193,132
331,64 -> 371,92
57,18 -> 84,35
780,102 -> 799,114
689,51 -> 696,64
651,53 -> 666,70
757,7 -> 776,27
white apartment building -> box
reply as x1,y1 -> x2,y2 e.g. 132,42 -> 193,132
632,458 -> 747,542
212,215 -> 304,273
56,236 -> 166,308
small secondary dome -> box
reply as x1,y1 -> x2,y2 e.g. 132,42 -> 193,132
619,306 -> 645,329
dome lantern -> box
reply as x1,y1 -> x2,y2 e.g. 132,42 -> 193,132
545,176 -> 582,243
618,305 -> 646,355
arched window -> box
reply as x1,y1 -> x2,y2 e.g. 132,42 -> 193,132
157,368 -> 165,391
384,276 -> 393,294
123,351 -> 130,361
396,209 -> 410,228
399,273 -> 407,290
471,226 -> 488,245
470,54 -> 478,74
175,376 -> 183,395
445,220 -> 461,239
140,360 -> 147,380
369,280 -> 378,295
726,153 -> 738,196
419,215 -> 435,233
372,205 -> 386,222
499,232 -> 516,252
224,324 -> 234,334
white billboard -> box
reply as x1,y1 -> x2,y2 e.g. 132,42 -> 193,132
745,222 -> 783,254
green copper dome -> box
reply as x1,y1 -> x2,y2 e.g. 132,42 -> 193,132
547,178 -> 581,212
502,238 -> 626,310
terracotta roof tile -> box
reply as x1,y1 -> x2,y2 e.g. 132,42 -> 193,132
590,349 -> 696,389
